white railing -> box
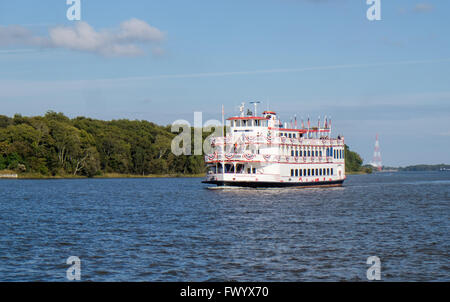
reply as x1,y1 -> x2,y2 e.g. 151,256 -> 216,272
210,135 -> 344,146
205,152 -> 336,163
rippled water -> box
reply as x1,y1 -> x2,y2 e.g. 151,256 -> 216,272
0,172 -> 449,281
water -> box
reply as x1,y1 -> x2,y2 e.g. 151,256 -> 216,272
0,172 -> 449,281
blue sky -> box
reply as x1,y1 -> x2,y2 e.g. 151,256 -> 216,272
0,0 -> 449,166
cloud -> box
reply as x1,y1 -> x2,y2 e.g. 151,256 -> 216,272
0,25 -> 49,47
413,3 -> 434,13
0,19 -> 165,57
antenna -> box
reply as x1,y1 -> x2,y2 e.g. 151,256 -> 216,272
250,101 -> 261,117
239,102 -> 245,117
371,134 -> 382,172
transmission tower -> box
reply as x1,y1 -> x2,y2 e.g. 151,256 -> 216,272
372,134 -> 382,172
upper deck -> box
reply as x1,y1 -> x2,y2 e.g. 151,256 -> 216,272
205,107 -> 344,164
226,109 -> 332,140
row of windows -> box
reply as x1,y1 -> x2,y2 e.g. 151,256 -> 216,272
290,168 -> 334,177
290,150 -> 322,157
231,120 -> 268,127
333,149 -> 344,159
279,132 -> 302,138
282,146 -> 343,159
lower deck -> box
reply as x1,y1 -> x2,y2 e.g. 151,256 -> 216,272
204,161 -> 346,186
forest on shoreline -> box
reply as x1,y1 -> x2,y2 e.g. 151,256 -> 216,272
0,112 -> 368,178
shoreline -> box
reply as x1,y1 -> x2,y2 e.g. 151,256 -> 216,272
8,173 -> 205,180
7,172 -> 374,179
346,171 -> 373,175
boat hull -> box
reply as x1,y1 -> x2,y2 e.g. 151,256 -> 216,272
202,179 -> 344,188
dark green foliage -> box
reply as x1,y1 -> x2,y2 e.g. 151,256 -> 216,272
0,112 -> 369,177
0,112 -> 207,177
345,144 -> 368,173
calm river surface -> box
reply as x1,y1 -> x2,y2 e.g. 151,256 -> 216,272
0,172 -> 449,281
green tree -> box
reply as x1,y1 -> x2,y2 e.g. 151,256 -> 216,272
345,144 -> 365,173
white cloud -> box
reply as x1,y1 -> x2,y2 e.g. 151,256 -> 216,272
117,18 -> 165,42
0,25 -> 49,47
0,19 -> 165,57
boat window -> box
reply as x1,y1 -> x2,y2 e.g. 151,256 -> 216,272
295,169 -> 299,177
308,169 -> 311,176
252,168 -> 256,174
300,169 -> 302,177
331,168 -> 334,175
291,169 -> 294,177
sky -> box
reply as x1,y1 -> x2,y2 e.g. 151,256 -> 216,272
0,0 -> 449,166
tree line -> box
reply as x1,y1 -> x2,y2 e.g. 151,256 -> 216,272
0,112 -> 366,177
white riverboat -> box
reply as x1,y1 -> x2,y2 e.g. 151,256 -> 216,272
202,104 -> 346,188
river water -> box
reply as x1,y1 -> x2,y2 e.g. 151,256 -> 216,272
0,171 -> 449,281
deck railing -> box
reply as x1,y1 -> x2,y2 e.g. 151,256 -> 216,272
205,152 -> 340,164
210,135 -> 344,147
